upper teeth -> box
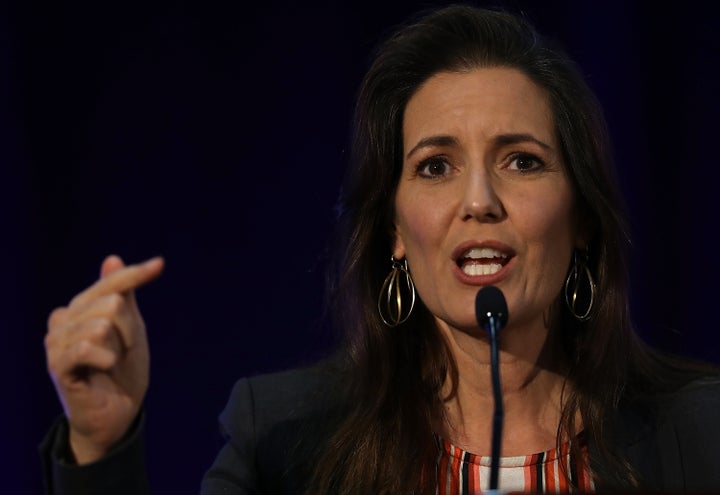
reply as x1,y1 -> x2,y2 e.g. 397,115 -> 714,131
462,247 -> 508,259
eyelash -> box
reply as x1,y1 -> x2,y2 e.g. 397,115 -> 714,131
506,152 -> 545,173
415,152 -> 545,179
415,156 -> 452,179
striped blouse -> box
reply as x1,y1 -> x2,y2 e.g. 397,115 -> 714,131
436,434 -> 595,494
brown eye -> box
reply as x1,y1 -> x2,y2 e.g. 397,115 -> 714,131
508,153 -> 543,172
417,157 -> 450,178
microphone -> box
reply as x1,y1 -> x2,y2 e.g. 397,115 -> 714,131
475,286 -> 508,493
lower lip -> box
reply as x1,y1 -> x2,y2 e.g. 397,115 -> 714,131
452,257 -> 515,286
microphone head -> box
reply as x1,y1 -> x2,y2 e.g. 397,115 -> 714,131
475,285 -> 509,328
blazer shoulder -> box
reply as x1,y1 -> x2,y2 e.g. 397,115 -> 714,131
597,376 -> 720,490
213,358 -> 345,492
656,377 -> 720,443
218,358 -> 344,443
663,377 -> 720,415
645,377 -> 720,490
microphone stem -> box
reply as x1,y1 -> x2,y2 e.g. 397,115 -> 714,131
487,315 -> 503,491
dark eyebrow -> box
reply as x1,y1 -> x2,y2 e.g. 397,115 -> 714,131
405,135 -> 458,160
405,133 -> 553,160
494,133 -> 552,150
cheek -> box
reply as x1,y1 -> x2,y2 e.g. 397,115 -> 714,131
514,192 -> 576,277
394,194 -> 449,260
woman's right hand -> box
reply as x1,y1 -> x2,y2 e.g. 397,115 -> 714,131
44,254 -> 164,464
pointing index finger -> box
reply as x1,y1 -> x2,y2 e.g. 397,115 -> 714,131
70,257 -> 165,307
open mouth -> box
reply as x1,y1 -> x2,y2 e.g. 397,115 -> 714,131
456,247 -> 511,276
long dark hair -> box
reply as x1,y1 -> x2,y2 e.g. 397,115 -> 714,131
309,4 -> 714,493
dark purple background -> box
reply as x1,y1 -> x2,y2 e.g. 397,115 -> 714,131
3,0 -> 719,492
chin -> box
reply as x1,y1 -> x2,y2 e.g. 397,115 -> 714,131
432,312 -> 483,335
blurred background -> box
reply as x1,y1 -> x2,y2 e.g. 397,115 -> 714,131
2,0 -> 719,492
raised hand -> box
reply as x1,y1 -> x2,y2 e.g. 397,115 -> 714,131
45,254 -> 164,464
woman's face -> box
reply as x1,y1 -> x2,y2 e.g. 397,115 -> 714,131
394,67 -> 580,336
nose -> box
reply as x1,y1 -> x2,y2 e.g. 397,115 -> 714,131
459,167 -> 505,222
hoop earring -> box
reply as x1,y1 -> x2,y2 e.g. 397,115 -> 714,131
378,256 -> 416,327
564,249 -> 595,321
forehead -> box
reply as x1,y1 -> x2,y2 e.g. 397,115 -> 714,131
403,68 -> 556,145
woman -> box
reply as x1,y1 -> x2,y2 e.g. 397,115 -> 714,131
42,4 -> 720,494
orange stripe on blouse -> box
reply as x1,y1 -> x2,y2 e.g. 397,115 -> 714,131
436,434 -> 595,494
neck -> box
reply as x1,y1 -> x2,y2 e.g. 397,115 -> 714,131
436,318 -> 573,456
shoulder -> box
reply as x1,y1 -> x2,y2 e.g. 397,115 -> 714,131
654,378 -> 720,451
615,377 -> 720,490
201,357 -> 349,493
660,377 -> 720,420
214,356 -> 347,490
657,378 -> 720,488
219,357 -> 345,440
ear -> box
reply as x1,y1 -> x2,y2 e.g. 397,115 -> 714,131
574,232 -> 590,251
574,231 -> 593,253
392,226 -> 407,260
572,206 -> 595,251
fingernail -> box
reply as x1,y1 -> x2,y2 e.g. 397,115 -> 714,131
144,256 -> 164,267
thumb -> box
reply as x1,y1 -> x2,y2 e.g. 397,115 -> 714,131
100,254 -> 127,278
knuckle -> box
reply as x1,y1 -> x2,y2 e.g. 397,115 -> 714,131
105,293 -> 125,313
68,292 -> 84,308
74,339 -> 93,360
43,331 -> 57,350
47,306 -> 68,329
91,319 -> 117,343
91,317 -> 112,334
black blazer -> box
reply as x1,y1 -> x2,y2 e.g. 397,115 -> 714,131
40,362 -> 720,494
